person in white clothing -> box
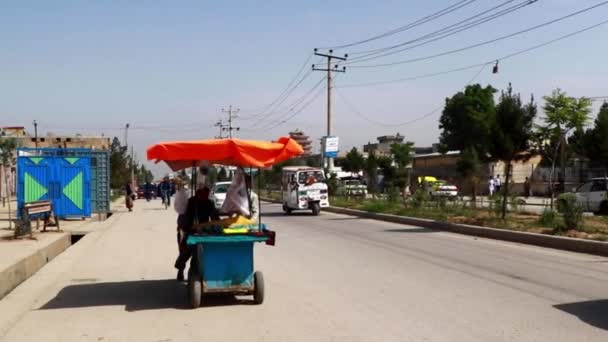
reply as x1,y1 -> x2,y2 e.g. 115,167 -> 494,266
494,175 -> 502,194
488,177 -> 495,196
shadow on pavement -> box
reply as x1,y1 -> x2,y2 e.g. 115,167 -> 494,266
326,217 -> 362,221
261,211 -> 316,217
38,279 -> 252,312
383,228 -> 438,234
554,300 -> 608,331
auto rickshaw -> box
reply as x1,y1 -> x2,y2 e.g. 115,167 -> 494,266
147,137 -> 303,308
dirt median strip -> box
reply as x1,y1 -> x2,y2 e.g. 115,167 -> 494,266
261,197 -> 608,257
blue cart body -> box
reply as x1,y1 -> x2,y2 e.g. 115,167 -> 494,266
187,235 -> 267,292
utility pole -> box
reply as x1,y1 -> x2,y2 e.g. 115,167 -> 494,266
124,123 -> 134,186
221,105 -> 240,138
32,120 -> 38,148
313,48 -> 347,170
124,123 -> 130,151
214,120 -> 226,139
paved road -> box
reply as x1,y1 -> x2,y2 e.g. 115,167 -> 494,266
1,200 -> 608,341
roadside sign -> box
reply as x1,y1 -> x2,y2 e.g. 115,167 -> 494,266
323,136 -> 339,158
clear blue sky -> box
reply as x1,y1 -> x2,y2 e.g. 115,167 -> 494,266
1,0 -> 606,176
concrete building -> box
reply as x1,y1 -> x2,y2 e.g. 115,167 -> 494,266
289,129 -> 312,156
363,133 -> 406,157
0,126 -> 29,137
412,151 -> 546,195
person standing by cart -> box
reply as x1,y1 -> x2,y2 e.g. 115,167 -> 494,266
174,186 -> 220,281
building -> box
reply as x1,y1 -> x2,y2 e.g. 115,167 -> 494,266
289,129 -> 312,156
413,151 -> 549,195
363,133 -> 406,157
0,126 -> 29,137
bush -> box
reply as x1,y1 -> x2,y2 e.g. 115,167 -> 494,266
538,208 -> 557,227
386,186 -> 401,203
361,201 -> 389,213
558,193 -> 584,230
411,189 -> 430,209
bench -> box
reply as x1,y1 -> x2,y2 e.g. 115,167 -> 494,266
15,200 -> 61,238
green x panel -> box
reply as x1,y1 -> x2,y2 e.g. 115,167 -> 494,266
63,172 -> 83,210
24,172 -> 48,203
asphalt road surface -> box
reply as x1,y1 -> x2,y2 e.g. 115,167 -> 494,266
1,200 -> 607,341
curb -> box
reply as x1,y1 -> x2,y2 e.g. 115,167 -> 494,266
0,234 -> 71,300
261,197 -> 608,257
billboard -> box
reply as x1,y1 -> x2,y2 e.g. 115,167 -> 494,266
322,136 -> 339,158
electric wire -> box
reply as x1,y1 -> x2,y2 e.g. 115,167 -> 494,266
349,1 -> 608,68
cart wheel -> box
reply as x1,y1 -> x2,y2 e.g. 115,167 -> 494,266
311,202 -> 321,216
253,271 -> 265,305
188,273 -> 202,309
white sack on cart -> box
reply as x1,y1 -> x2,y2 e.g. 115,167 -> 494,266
220,168 -> 250,217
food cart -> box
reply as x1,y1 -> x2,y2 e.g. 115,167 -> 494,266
147,137 -> 303,308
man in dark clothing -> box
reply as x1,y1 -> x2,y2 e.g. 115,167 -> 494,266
175,187 -> 220,281
159,179 -> 172,206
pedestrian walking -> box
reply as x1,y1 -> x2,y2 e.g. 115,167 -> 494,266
494,175 -> 502,194
524,177 -> 531,198
488,177 -> 495,197
125,182 -> 134,212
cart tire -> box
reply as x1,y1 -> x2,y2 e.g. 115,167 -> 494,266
253,271 -> 265,305
188,275 -> 202,309
311,202 -> 321,216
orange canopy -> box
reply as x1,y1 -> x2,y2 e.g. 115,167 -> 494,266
147,137 -> 304,171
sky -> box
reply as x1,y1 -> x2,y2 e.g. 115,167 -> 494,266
1,0 -> 607,176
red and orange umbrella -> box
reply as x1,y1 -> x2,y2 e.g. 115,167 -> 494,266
147,137 -> 304,171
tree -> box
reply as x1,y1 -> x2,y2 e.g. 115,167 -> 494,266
377,156 -> 395,192
456,147 -> 484,206
542,89 -> 592,190
0,138 -> 18,229
390,142 -> 413,169
489,84 -> 537,219
390,142 -> 413,201
439,84 -> 497,155
439,84 -> 496,201
217,167 -> 228,182
590,102 -> 608,168
363,152 -> 378,196
342,147 -> 365,174
110,137 -> 130,189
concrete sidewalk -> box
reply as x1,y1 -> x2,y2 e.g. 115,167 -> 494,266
0,200 -> 121,300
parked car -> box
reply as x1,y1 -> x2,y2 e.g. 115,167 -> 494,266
136,186 -> 146,199
338,179 -> 368,196
211,181 -> 232,210
136,184 -> 155,199
429,180 -> 458,199
562,178 -> 608,214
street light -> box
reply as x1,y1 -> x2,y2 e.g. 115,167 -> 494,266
32,120 -> 38,148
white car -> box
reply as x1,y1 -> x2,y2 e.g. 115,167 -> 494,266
210,182 -> 232,210
569,178 -> 608,214
429,181 -> 459,199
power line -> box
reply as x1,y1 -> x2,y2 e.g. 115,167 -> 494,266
338,18 -> 608,88
336,63 -> 488,128
263,82 -> 327,130
239,53 -> 313,115
255,76 -> 327,130
250,69 -> 314,126
349,1 -> 608,68
320,0 -> 479,50
345,0 -> 537,63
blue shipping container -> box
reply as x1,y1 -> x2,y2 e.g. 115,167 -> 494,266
17,149 -> 92,219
